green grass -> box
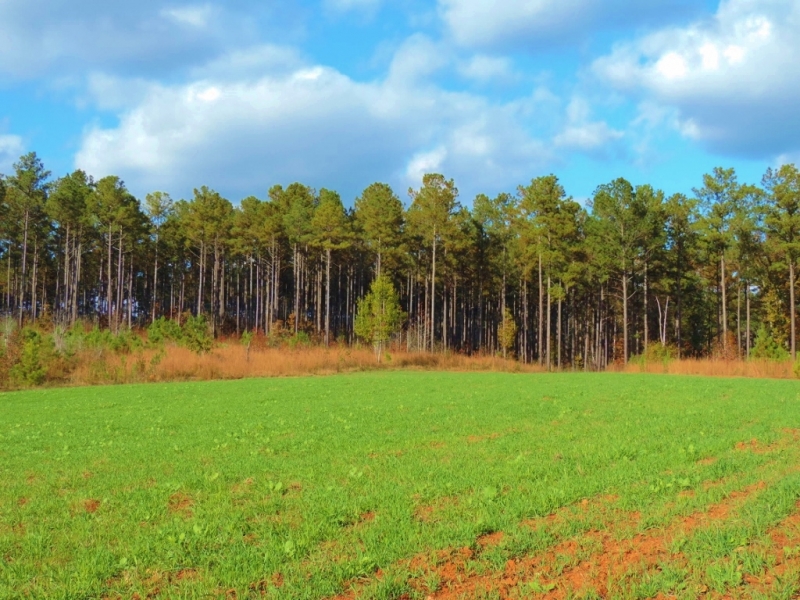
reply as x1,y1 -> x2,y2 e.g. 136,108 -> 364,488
2,372 -> 800,599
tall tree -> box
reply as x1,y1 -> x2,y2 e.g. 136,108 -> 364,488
695,167 -> 749,350
47,170 -> 93,324
407,174 -> 459,351
275,183 -> 316,332
664,193 -> 700,356
178,187 -> 233,332
519,175 -> 571,367
589,178 -> 651,363
311,189 -> 352,345
354,183 -> 404,277
764,164 -> 800,360
144,192 -> 174,323
87,176 -> 139,330
5,152 -> 50,323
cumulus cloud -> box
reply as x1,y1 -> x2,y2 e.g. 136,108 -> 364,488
457,55 -> 517,83
161,4 -> 214,28
593,0 -> 800,158
0,135 -> 25,174
553,97 -> 623,156
438,0 -> 697,49
387,35 -> 452,84
0,0 -> 258,78
76,44 -> 556,202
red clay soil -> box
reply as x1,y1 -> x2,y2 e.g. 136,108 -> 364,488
167,492 -> 193,517
420,482 -> 767,599
735,437 -> 783,455
740,500 -> 800,595
466,433 -> 502,444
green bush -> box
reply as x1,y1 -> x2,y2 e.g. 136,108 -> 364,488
10,330 -> 48,387
182,315 -> 213,354
287,331 -> 311,349
147,317 -> 184,344
78,325 -> 141,354
750,326 -> 789,361
630,342 -> 677,366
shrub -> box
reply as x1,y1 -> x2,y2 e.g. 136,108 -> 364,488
182,315 -> 213,354
630,342 -> 677,368
750,326 -> 789,361
287,331 -> 311,349
10,330 -> 48,387
241,330 -> 253,361
147,317 -> 184,345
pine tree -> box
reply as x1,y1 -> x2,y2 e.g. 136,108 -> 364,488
354,183 -> 404,277
407,174 -> 459,351
354,275 -> 405,362
764,164 -> 800,359
311,189 -> 352,345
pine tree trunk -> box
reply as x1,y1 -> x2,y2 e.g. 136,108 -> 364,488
325,247 -> 331,346
538,251 -> 544,365
152,234 -> 159,323
557,290 -> 562,368
643,261 -> 648,353
746,281 -> 751,357
546,276 -> 551,370
431,229 -> 437,352
107,224 -> 113,327
622,269 -> 629,364
19,209 -> 30,325
791,260 -> 796,360
721,255 -> 727,347
293,244 -> 300,333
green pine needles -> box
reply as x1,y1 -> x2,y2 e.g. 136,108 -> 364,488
354,275 -> 405,362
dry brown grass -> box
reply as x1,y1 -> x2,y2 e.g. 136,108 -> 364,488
63,344 -> 542,387
39,343 -> 800,389
617,357 -> 796,379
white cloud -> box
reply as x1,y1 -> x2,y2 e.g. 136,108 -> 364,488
438,0 -> 696,49
457,55 -> 516,83
191,44 -> 304,81
161,4 -> 214,28
406,147 -> 448,183
0,0 -> 252,78
440,0 -> 586,47
593,0 -> 800,158
0,135 -> 25,173
388,35 -> 452,84
554,98 -> 623,154
76,44 -> 556,202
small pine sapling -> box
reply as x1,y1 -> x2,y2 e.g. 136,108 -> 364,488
354,275 -> 405,363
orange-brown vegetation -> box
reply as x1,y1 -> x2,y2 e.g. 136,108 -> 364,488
167,492 -> 193,518
53,345 -> 800,390
619,357 -> 797,379
61,343 -> 542,387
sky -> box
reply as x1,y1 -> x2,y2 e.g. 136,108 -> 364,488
0,0 -> 798,207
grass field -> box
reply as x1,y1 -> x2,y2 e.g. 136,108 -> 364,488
2,372 -> 800,599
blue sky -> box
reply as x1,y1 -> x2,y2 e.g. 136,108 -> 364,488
0,0 -> 798,206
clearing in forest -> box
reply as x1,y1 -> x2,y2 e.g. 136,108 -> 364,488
2,372 -> 800,599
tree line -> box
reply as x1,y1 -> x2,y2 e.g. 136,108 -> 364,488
2,151 -> 800,367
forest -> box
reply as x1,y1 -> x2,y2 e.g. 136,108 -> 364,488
2,151 -> 799,368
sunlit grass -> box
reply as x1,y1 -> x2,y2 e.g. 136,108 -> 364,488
2,372 -> 800,598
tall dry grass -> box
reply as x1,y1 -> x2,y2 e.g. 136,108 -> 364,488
618,358 -> 796,379
63,344 -> 543,387
34,343 -> 800,389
